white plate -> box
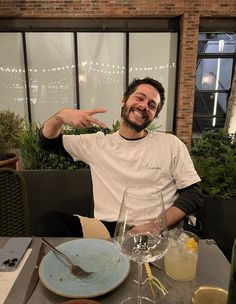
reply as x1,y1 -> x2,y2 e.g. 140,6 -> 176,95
39,239 -> 130,298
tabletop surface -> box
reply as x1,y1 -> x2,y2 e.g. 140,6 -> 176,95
2,237 -> 230,304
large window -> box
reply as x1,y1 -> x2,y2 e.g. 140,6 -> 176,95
78,33 -> 125,128
0,30 -> 178,131
77,32 -> 177,130
129,33 -> 177,132
0,33 -> 27,118
26,33 -> 76,122
193,33 -> 236,136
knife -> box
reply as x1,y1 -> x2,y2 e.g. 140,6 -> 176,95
22,242 -> 45,304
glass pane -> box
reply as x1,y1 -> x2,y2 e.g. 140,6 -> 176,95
198,33 -> 236,53
129,33 -> 178,132
78,33 -> 125,129
196,58 -> 233,90
193,92 -> 227,134
26,33 -> 76,123
0,33 -> 27,118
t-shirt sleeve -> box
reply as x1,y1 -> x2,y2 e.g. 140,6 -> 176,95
171,136 -> 201,189
173,183 -> 203,214
62,132 -> 101,164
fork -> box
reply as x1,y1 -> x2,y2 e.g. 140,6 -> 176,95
40,238 -> 93,277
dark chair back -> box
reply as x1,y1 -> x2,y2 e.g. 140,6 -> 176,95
0,168 -> 31,236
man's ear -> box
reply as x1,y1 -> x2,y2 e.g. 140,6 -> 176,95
121,98 -> 126,108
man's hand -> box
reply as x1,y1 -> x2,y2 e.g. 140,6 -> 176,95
129,217 -> 165,235
129,221 -> 159,235
58,108 -> 108,129
42,108 -> 108,139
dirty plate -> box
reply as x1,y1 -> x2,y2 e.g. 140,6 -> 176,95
60,300 -> 101,304
39,239 -> 130,298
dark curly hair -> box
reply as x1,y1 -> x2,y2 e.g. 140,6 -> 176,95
123,77 -> 165,116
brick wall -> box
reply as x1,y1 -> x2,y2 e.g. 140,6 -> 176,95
176,13 -> 200,146
0,0 -> 235,147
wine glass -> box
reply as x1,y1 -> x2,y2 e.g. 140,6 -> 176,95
114,186 -> 169,304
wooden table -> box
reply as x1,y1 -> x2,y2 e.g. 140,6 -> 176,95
2,237 -> 230,304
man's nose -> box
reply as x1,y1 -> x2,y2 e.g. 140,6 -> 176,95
140,100 -> 149,111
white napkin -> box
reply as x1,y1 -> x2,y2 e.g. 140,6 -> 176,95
0,249 -> 32,304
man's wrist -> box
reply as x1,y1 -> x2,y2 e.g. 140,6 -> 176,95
166,206 -> 185,228
42,111 -> 65,139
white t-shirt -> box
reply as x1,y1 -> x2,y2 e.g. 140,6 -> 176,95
63,131 -> 201,221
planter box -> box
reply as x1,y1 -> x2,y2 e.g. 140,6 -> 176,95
21,169 -> 94,235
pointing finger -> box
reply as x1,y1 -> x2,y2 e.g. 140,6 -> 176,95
87,108 -> 107,115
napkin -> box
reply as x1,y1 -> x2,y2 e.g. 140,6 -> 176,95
0,249 -> 32,304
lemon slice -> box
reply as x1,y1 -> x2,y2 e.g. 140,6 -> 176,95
185,237 -> 198,252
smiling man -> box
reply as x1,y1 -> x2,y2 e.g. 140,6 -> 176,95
121,82 -> 162,135
37,77 -> 203,237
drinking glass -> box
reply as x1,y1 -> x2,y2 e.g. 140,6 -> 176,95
114,186 -> 169,304
164,228 -> 199,281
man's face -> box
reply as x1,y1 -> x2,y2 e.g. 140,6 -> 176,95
121,84 -> 161,132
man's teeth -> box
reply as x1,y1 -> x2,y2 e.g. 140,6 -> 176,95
131,109 -> 145,119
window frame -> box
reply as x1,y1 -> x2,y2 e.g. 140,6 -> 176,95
193,31 -> 236,136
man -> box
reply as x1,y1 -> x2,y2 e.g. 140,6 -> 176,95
37,77 -> 203,237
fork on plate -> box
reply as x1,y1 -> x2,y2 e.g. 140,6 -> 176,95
40,238 -> 93,277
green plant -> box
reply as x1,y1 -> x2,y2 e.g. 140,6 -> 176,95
191,129 -> 236,199
20,119 -> 161,170
0,110 -> 25,160
19,123 -> 112,170
19,123 -> 52,169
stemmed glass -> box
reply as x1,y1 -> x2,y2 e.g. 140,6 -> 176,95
114,186 -> 169,304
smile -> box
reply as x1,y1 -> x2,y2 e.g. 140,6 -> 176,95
130,108 -> 146,121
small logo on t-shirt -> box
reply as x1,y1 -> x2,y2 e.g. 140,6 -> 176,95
146,164 -> 161,170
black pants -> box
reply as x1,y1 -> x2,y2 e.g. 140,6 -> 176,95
35,210 -> 117,237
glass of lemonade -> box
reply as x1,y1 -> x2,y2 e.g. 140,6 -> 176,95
164,228 -> 199,281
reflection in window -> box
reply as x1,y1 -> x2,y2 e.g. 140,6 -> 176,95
193,32 -> 236,137
193,92 -> 228,131
198,33 -> 236,53
196,59 -> 233,91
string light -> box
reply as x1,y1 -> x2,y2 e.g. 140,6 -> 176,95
0,62 -> 176,74
0,61 -> 176,90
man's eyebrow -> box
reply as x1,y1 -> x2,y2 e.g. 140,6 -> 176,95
134,92 -> 146,97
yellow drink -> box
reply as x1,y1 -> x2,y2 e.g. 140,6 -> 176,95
164,229 -> 199,281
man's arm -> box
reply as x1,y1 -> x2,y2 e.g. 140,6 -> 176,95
166,183 -> 203,228
37,128 -> 70,157
42,108 -> 108,139
166,206 -> 185,228
38,108 -> 108,156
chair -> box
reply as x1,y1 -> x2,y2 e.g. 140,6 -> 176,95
0,168 -> 31,236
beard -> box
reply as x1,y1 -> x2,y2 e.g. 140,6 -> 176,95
121,104 -> 153,132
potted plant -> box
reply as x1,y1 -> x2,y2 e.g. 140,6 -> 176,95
191,129 -> 236,261
0,110 -> 25,169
